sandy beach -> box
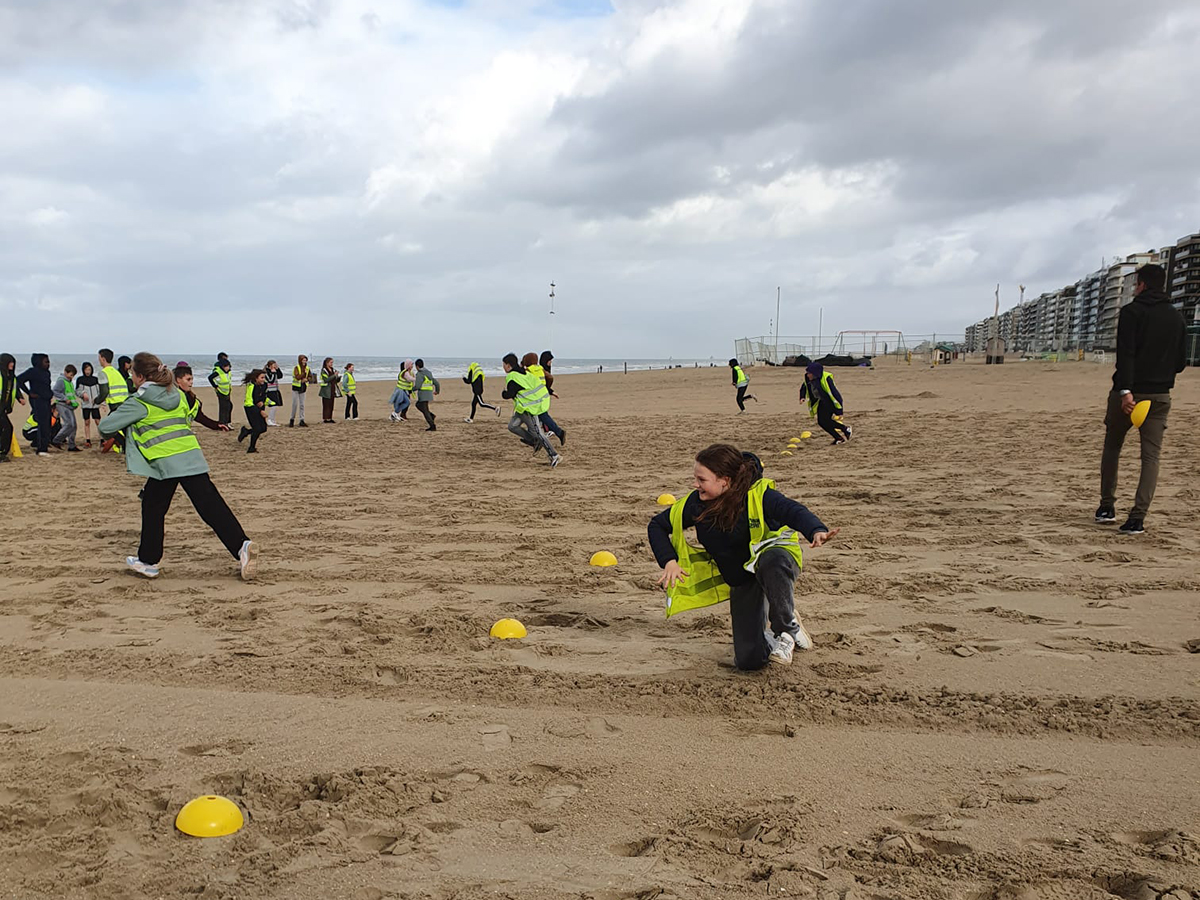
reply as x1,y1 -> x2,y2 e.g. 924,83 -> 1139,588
1,360 -> 1197,900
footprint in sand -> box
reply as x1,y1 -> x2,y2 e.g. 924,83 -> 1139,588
533,782 -> 580,810
874,831 -> 973,863
479,724 -> 512,750
1111,829 -> 1198,863
993,769 -> 1069,805
179,739 -> 252,758
893,811 -> 975,832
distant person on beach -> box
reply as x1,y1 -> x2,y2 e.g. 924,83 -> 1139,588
99,352 -> 258,581
390,360 -> 414,422
412,359 -> 440,431
51,363 -> 81,452
172,362 -> 231,432
238,368 -> 269,453
290,354 -> 310,427
501,353 -> 560,467
540,351 -> 558,398
647,443 -> 837,669
16,353 -> 53,457
208,359 -> 234,425
318,357 -> 340,424
343,363 -> 359,420
1096,263 -> 1187,535
463,361 -> 499,422
523,352 -> 565,446
0,353 -> 24,462
728,358 -> 756,413
800,363 -> 852,445
97,349 -> 127,412
264,360 -> 284,426
76,362 -> 101,448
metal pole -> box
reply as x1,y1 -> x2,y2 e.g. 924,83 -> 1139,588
818,307 -> 823,356
775,286 -> 780,365
548,282 -> 556,349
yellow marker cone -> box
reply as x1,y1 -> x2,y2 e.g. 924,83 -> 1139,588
10,433 -> 22,458
1131,400 -> 1151,429
590,551 -> 618,567
656,493 -> 677,506
490,618 -> 527,639
780,450 -> 793,456
175,795 -> 244,838
800,431 -> 812,439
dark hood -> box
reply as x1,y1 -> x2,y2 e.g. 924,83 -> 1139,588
805,362 -> 824,379
31,352 -> 47,368
1134,289 -> 1171,305
0,352 -> 14,373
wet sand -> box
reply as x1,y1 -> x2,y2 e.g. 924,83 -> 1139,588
1,360 -> 1198,899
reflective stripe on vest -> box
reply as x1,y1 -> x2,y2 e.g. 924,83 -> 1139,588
664,478 -> 804,618
398,372 -> 414,391
343,372 -> 356,394
186,396 -> 200,423
62,379 -> 78,407
102,366 -> 128,404
506,370 -> 549,415
467,363 -> 483,384
213,368 -> 232,396
292,367 -> 308,388
244,383 -> 258,407
733,365 -> 748,388
130,394 -> 201,460
415,372 -> 434,393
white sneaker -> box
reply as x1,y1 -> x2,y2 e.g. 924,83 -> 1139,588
37,451 -> 50,457
793,623 -> 813,651
768,632 -> 795,666
549,454 -> 562,468
238,540 -> 259,581
464,417 -> 473,423
125,556 -> 160,579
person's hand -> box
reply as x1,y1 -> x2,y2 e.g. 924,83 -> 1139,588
1120,393 -> 1136,415
260,409 -> 267,419
657,560 -> 689,590
810,528 -> 840,548
18,397 -> 25,405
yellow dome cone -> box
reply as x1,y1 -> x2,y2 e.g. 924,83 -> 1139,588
175,795 -> 244,838
656,493 -> 677,506
490,618 -> 527,639
590,551 -> 618,567
1131,400 -> 1151,429
800,431 -> 812,439
780,450 -> 793,456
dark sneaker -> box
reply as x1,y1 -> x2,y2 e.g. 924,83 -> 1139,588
558,429 -> 566,446
1117,517 -> 1145,536
1094,505 -> 1116,524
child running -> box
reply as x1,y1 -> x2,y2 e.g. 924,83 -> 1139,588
51,363 -> 81,452
76,362 -> 101,448
800,362 -> 851,444
411,359 -> 440,431
389,360 -> 414,422
501,353 -> 560,467
172,362 -> 231,432
462,362 -> 499,422
523,352 -> 565,445
99,352 -> 258,581
238,369 -> 269,453
647,443 -> 837,669
728,358 -> 756,414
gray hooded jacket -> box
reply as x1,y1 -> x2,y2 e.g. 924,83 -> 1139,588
98,382 -> 210,479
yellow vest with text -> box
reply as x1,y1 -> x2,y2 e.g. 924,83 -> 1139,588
102,365 -> 129,404
343,372 -> 356,395
733,365 -> 748,388
506,370 -> 550,415
213,367 -> 232,396
130,393 -> 201,461
664,478 -> 804,618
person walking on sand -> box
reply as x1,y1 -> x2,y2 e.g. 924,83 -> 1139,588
264,360 -> 284,426
98,352 -> 259,581
51,363 -> 81,452
75,362 -> 101,448
729,358 -> 757,414
501,353 -> 560,467
289,354 -> 311,427
647,443 -> 837,670
1096,263 -> 1187,535
390,360 -> 415,422
411,358 -> 440,431
800,362 -> 852,445
238,369 -> 269,453
343,363 -> 359,420
463,361 -> 499,423
0,353 -> 24,463
318,357 -> 340,424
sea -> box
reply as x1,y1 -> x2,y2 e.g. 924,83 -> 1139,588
32,355 -> 725,383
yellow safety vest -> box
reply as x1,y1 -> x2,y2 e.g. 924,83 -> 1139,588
506,370 -> 550,415
415,372 -> 435,394
527,363 -> 546,384
130,393 -> 201,461
213,367 -> 232,396
733,365 -> 748,388
343,372 -> 356,395
466,363 -> 483,384
805,371 -> 841,417
398,371 -> 414,391
186,395 -> 201,424
244,383 -> 259,408
102,365 -> 128,404
292,367 -> 309,388
664,478 -> 804,618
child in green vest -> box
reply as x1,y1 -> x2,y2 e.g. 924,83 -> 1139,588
51,363 -> 81,451
237,369 -> 268,453
343,363 -> 359,420
800,363 -> 851,444
728,358 -> 756,413
647,444 -> 838,669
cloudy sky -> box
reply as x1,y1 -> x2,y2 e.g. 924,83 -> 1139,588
4,0 -> 1198,358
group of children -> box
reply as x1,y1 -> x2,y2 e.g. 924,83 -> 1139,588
727,357 -> 853,445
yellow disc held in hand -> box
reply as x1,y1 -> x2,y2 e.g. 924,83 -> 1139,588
657,493 -> 677,506
590,551 -> 618,567
490,618 -> 527,639
175,795 -> 244,838
1131,400 -> 1151,429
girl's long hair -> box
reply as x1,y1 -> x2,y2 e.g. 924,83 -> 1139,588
695,443 -> 760,532
131,352 -> 174,387
243,368 -> 265,384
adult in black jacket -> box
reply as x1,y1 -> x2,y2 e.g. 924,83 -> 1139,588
1097,263 -> 1187,534
1,352 -> 26,462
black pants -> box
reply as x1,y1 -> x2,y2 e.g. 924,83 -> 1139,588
240,406 -> 267,451
217,392 -> 233,425
138,474 -> 248,566
0,406 -> 13,458
345,395 -> 358,419
322,396 -> 335,421
736,386 -> 754,411
30,400 -> 52,453
729,549 -> 801,671
470,390 -> 497,418
416,400 -> 436,430
816,402 -> 850,442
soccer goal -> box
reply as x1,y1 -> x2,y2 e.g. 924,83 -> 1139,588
830,331 -> 907,359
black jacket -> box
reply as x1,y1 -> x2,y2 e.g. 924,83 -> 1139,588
1,352 -> 19,413
1113,290 -> 1187,394
16,353 -> 52,404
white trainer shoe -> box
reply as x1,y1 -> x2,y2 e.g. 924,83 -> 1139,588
239,540 -> 259,581
125,556 -> 160,579
464,417 -> 473,423
768,632 -> 795,666
793,623 -> 813,651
